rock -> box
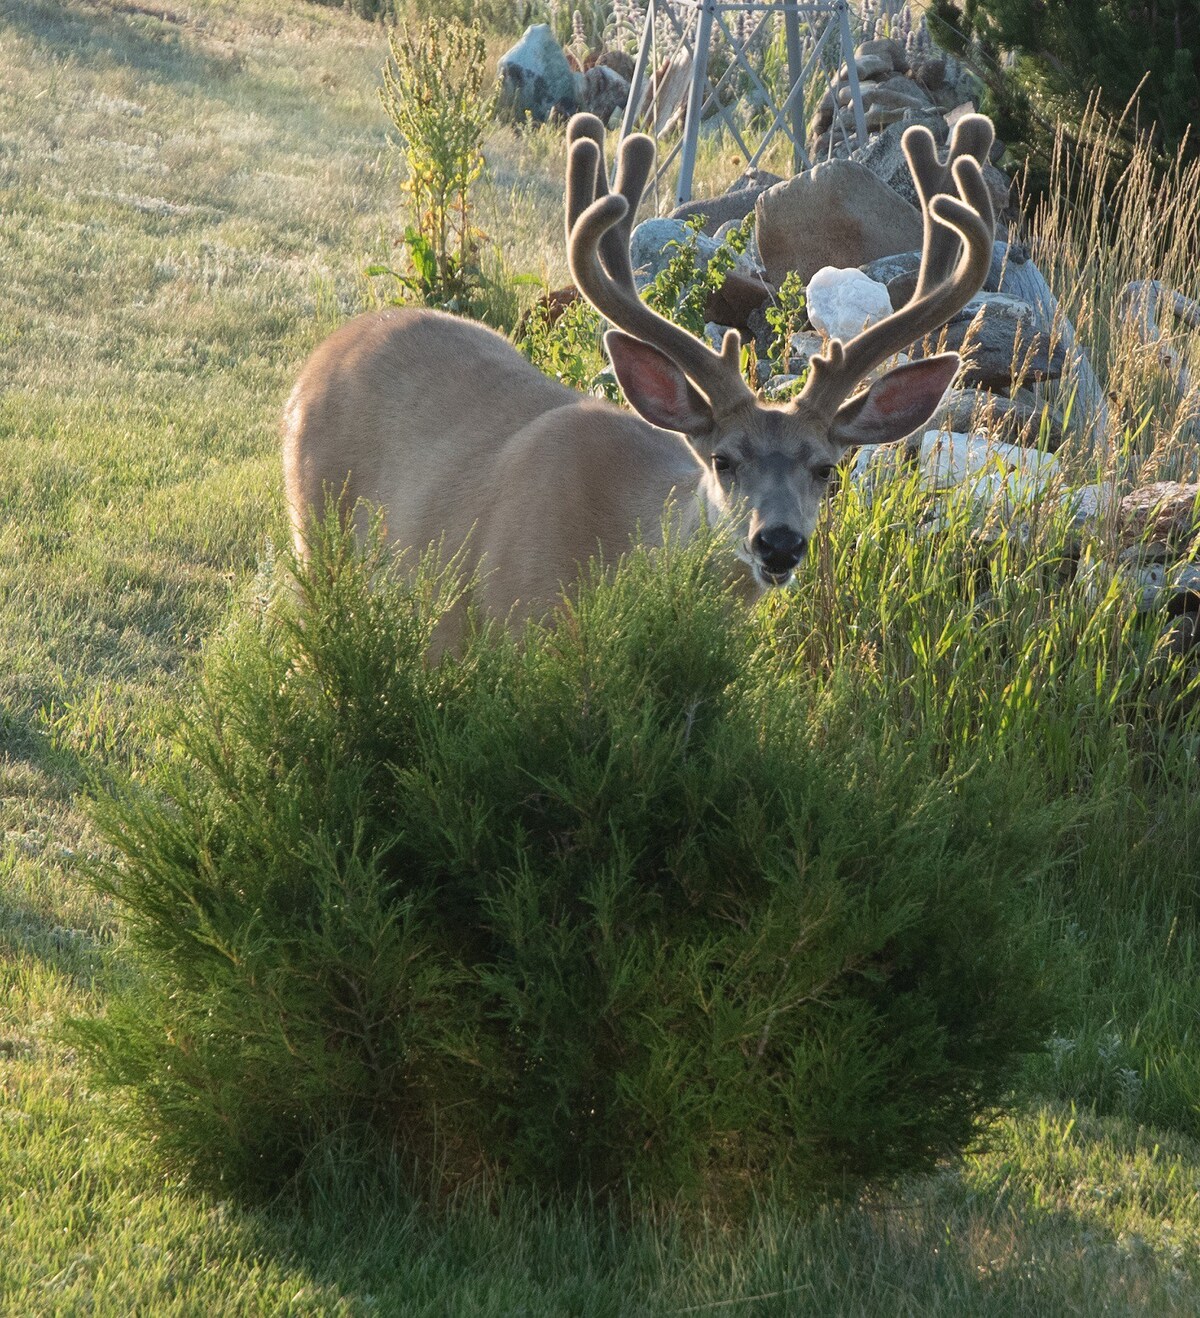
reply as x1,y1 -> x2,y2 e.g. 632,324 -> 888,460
1062,482 -> 1118,533
839,53 -> 894,82
851,428 -> 1061,516
863,241 -> 1016,307
855,38 -> 908,73
848,114 -> 951,211
627,218 -> 770,332
848,76 -> 933,116
910,55 -> 946,90
785,331 -> 826,374
629,219 -> 719,289
982,160 -> 1013,219
705,265 -> 773,333
725,167 -> 784,194
714,219 -> 762,267
1119,482 -> 1200,559
806,267 -> 893,341
755,160 -> 924,287
929,387 -> 1065,451
919,293 -> 1068,391
670,181 -> 778,237
643,46 -> 691,134
595,49 -> 635,84
580,64 -> 630,127
498,25 -> 580,123
1127,561 -> 1200,613
763,373 -> 804,400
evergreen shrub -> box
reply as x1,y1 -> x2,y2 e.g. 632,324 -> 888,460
75,519 -> 1062,1206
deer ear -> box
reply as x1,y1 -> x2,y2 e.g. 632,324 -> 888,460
828,353 -> 960,449
604,330 -> 715,438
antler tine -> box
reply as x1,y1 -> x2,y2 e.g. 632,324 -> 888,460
797,119 -> 995,417
565,115 -> 653,292
566,113 -> 608,236
565,114 -> 754,416
907,114 -> 995,297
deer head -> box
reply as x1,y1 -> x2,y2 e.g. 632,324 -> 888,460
566,113 -> 996,587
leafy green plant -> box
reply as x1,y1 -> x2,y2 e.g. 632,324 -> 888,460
764,268 -> 808,376
516,293 -> 620,400
73,516 -> 1065,1208
375,19 -> 496,312
642,214 -> 747,335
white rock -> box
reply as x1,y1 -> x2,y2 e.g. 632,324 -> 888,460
851,429 -> 1061,515
805,266 -> 894,342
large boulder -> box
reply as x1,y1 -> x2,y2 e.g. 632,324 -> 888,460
670,181 -> 778,237
755,160 -> 924,287
497,25 -> 580,123
849,114 -> 950,210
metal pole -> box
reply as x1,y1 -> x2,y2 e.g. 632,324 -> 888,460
836,0 -> 867,150
620,0 -> 656,142
675,0 -> 716,206
782,0 -> 805,174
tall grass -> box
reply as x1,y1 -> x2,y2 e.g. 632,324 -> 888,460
1024,98 -> 1200,478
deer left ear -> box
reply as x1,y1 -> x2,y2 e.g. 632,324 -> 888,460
828,353 -> 960,450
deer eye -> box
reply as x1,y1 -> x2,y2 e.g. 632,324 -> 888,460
712,453 -> 735,476
814,464 -> 835,482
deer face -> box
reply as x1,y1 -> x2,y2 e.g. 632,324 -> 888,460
607,330 -> 963,588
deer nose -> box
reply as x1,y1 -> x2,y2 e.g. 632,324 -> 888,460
751,526 -> 808,576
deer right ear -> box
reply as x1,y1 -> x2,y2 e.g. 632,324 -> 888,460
828,353 -> 960,450
604,330 -> 715,438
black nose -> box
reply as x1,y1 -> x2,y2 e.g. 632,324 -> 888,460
752,526 -> 808,576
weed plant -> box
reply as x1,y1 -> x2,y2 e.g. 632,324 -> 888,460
376,18 -> 496,313
75,515 -> 1065,1207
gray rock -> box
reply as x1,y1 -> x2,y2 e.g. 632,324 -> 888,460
498,25 -> 579,123
855,38 -> 908,73
848,75 -> 933,115
725,167 -> 784,194
595,49 -> 634,84
838,53 -> 894,82
926,293 -> 1068,390
910,55 -> 946,91
629,219 -> 719,289
670,181 -> 778,237
755,159 -> 923,287
848,114 -> 951,211
763,373 -> 805,400
580,64 -> 630,127
863,241 -> 1018,307
929,386 -> 1065,451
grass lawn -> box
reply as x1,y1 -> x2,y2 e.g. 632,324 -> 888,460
2,0 -> 1199,1312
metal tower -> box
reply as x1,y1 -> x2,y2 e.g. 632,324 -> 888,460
618,0 -> 868,207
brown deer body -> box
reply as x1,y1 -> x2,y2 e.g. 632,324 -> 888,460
284,114 -> 996,632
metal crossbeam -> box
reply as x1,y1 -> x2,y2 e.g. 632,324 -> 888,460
620,0 -> 866,208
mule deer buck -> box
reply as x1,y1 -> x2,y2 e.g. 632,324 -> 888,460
283,113 -> 995,635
